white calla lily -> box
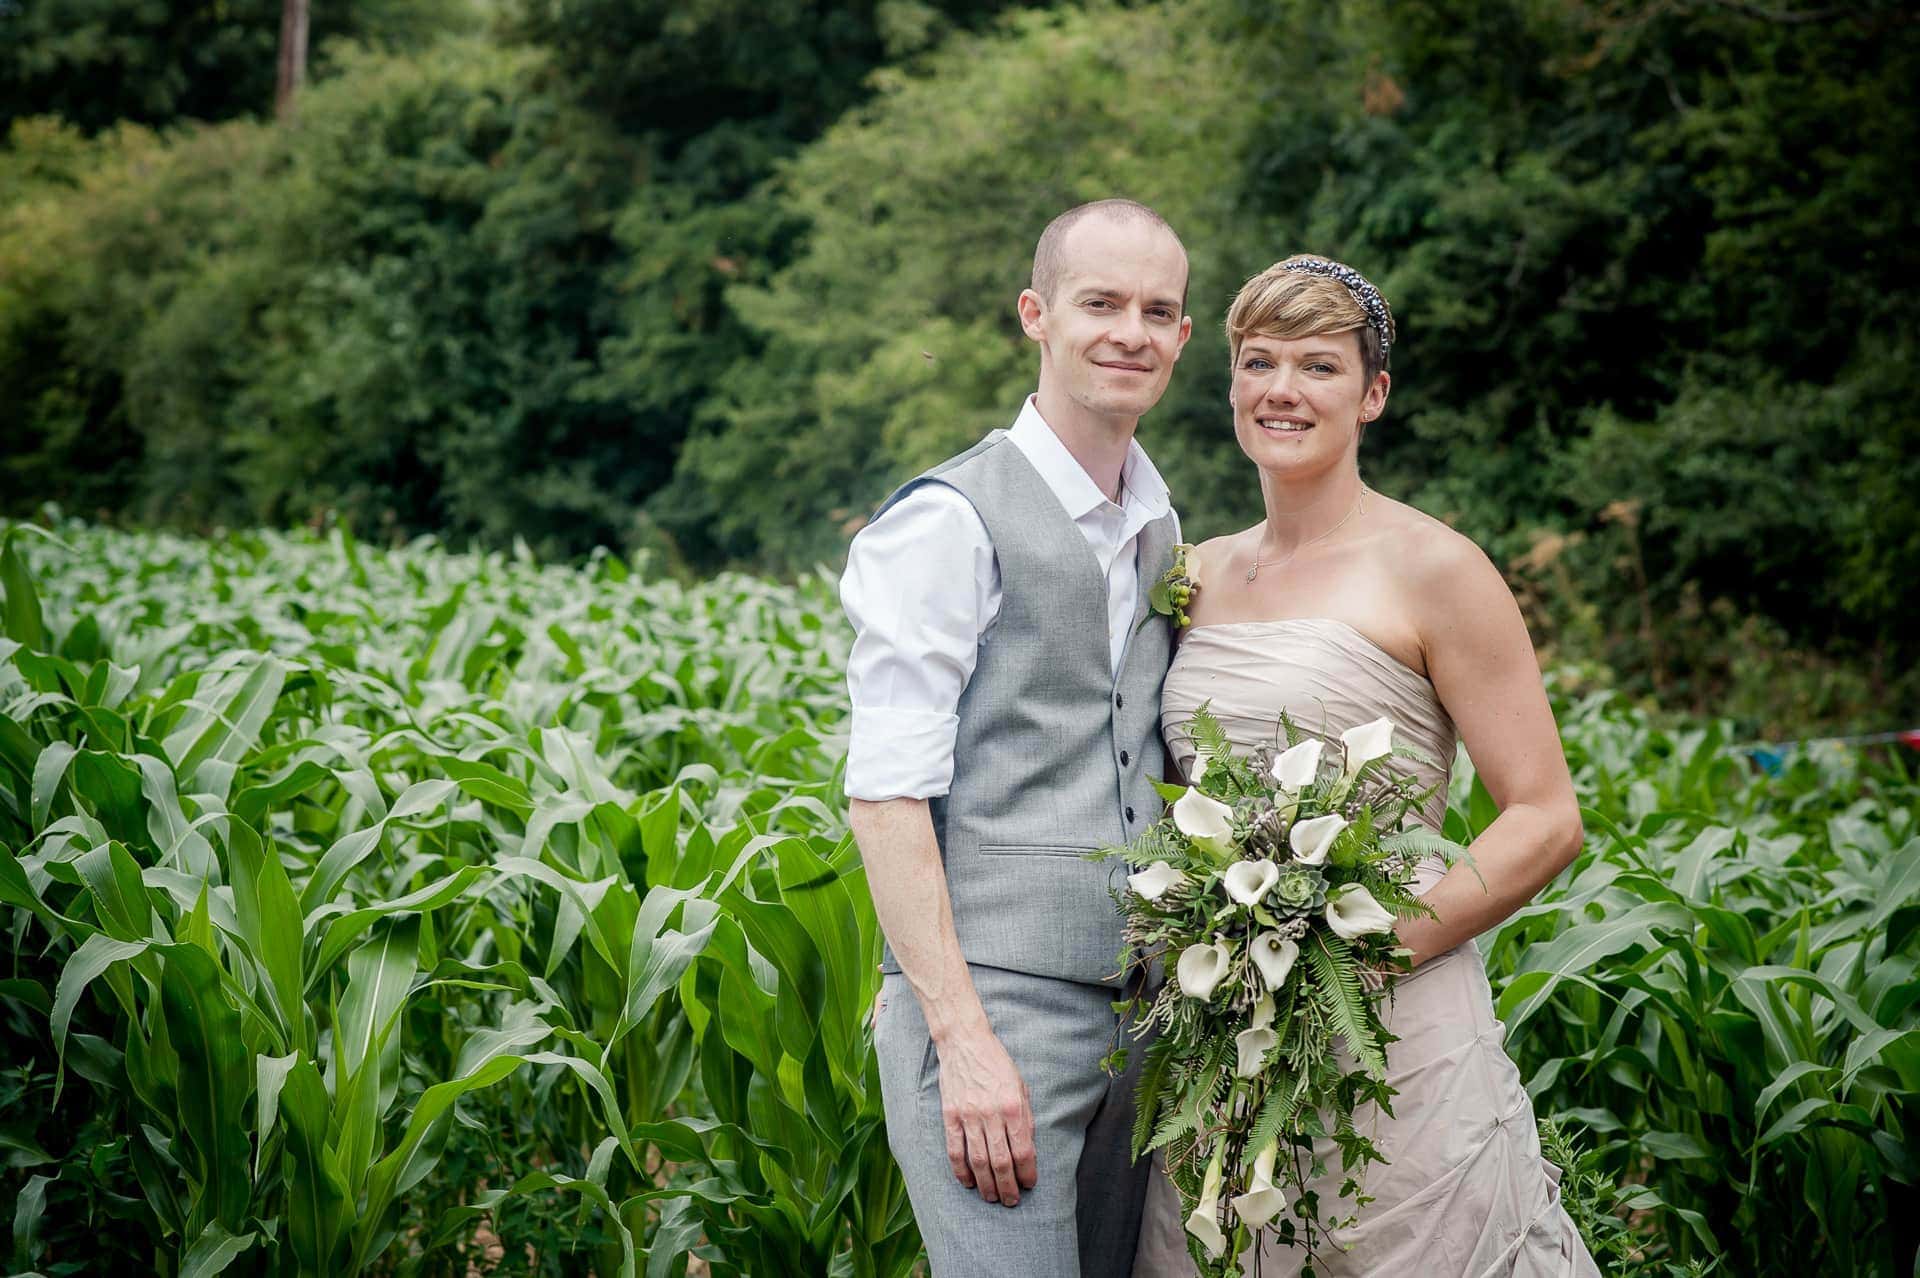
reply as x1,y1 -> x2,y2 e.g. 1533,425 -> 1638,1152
1325,883 -> 1398,939
1185,1149 -> 1229,1260
1249,932 -> 1299,989
1249,991 -> 1275,1031
1234,1023 -> 1277,1078
1270,738 -> 1324,792
1127,861 -> 1187,902
1222,859 -> 1280,905
1173,787 -> 1237,855
1340,716 -> 1396,777
1176,940 -> 1233,1001
1289,813 -> 1347,866
1230,1140 -> 1287,1231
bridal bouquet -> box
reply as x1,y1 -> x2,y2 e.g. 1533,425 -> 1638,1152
1094,706 -> 1466,1275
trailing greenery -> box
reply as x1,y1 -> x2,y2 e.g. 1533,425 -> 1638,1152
1,519 -> 1915,1273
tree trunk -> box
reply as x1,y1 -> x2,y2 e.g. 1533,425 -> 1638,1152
275,0 -> 310,121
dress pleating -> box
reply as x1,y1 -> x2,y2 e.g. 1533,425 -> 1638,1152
1131,619 -> 1600,1278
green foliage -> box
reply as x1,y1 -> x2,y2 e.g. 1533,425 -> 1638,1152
0,0 -> 481,132
505,0 -> 1001,147
1221,0 -> 1920,667
0,519 -> 904,1275
1475,696 -> 1920,1277
3,0 -> 1915,725
660,0 -> 1261,568
2,519 -> 1918,1271
0,41 -> 653,557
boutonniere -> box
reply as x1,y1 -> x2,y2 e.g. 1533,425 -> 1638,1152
1145,542 -> 1198,629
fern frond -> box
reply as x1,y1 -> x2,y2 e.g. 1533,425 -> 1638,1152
1244,1070 -> 1307,1154
1188,703 -> 1232,769
1308,933 -> 1388,1079
1147,1078 -> 1208,1152
1130,1037 -> 1180,1158
1379,826 -> 1469,863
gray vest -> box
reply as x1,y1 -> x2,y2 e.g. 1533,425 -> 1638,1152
874,429 -> 1176,987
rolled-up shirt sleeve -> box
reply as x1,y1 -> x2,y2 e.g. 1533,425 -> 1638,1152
840,484 -> 998,801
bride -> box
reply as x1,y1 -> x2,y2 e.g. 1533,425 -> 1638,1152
1131,257 -> 1600,1276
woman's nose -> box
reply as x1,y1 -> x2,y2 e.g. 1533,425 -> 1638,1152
1262,371 -> 1300,403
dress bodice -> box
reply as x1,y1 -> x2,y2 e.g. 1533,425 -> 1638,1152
1141,617 -> 1599,1278
1161,617 -> 1459,889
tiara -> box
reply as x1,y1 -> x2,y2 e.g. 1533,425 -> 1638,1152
1278,257 -> 1393,369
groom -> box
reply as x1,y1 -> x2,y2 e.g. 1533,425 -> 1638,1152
842,199 -> 1192,1275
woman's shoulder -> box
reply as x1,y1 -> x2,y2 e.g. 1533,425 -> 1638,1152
1370,494 -> 1497,584
1366,495 -> 1521,650
1186,529 -> 1252,588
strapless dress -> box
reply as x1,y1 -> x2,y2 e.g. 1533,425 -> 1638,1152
1131,619 -> 1599,1278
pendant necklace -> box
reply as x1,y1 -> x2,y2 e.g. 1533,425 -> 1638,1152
1247,485 -> 1368,583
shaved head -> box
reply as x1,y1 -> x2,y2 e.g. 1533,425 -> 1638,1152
1031,199 -> 1188,306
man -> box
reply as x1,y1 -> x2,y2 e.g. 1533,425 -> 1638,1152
842,199 -> 1192,1275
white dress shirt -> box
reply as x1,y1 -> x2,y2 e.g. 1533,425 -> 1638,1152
841,396 -> 1179,801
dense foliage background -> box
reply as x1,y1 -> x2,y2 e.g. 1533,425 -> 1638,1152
2,0 -> 1915,734
4,5 -> 1917,1272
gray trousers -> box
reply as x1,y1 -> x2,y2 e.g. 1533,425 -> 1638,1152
875,964 -> 1152,1277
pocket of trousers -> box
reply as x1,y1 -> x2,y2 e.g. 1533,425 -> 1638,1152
977,843 -> 1102,857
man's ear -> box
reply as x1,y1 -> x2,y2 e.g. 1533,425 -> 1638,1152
1016,288 -> 1047,342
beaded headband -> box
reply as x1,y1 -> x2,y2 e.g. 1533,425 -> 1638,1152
1278,257 -> 1393,370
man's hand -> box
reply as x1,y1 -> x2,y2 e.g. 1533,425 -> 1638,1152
935,1019 -> 1039,1206
848,798 -> 1038,1205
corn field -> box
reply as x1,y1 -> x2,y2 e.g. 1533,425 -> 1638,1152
1,521 -> 1915,1276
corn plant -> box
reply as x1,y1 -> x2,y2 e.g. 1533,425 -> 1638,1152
4,518 -> 1916,1277
0,520 -> 911,1276
1474,695 -> 1920,1276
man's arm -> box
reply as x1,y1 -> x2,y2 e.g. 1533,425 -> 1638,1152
840,486 -> 1038,1208
849,797 -> 1037,1205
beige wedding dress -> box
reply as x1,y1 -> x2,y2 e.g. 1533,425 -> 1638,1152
1131,619 -> 1600,1278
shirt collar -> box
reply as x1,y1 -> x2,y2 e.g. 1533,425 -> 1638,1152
1006,395 -> 1172,524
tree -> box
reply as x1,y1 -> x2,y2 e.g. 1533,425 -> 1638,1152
276,0 -> 311,119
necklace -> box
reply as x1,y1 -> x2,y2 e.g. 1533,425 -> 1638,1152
1247,485 -> 1368,583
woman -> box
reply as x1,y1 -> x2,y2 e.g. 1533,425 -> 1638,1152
1131,257 -> 1599,1276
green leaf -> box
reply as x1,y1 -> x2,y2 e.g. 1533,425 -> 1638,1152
74,840 -> 152,941
50,934 -> 152,1100
178,1221 -> 256,1278
0,528 -> 47,652
1306,933 -> 1385,1079
277,1057 -> 349,1274
10,1172 -> 51,1270
226,818 -> 305,1049
1497,902 -> 1694,1033
159,942 -> 254,1231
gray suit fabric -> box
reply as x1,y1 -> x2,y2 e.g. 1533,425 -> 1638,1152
868,429 -> 1176,1276
873,429 -> 1176,986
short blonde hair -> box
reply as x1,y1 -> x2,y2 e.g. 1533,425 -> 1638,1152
1225,255 -> 1395,382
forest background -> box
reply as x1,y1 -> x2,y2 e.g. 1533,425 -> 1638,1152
1,0 -> 1916,734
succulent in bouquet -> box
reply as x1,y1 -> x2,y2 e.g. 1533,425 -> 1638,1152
1092,706 -> 1472,1275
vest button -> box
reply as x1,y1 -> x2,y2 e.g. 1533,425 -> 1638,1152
1120,750 -> 1131,766
1115,693 -> 1125,709
1125,806 -> 1136,823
